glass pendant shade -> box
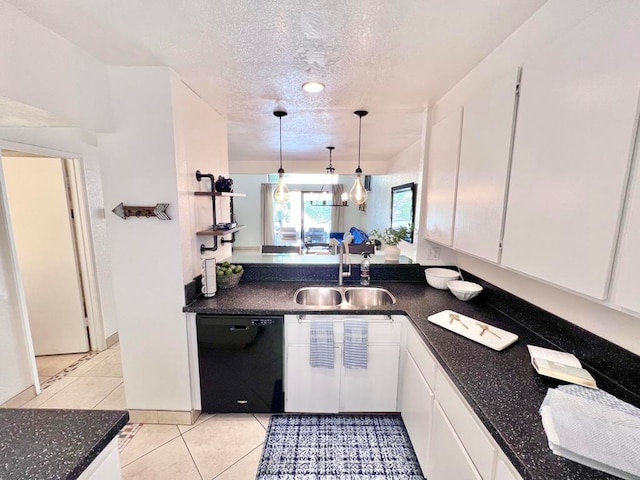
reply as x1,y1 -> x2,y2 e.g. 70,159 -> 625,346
274,169 -> 289,204
350,169 -> 368,205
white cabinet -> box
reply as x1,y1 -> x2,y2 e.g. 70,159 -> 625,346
399,351 -> 434,473
427,402 -> 482,480
435,370 -> 496,479
286,344 -> 341,413
341,344 -> 400,412
495,456 -> 521,480
285,315 -> 400,413
424,107 -> 463,246
453,68 -> 519,263
501,2 -> 640,299
613,147 -> 640,313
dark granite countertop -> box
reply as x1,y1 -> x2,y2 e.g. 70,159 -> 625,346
0,408 -> 129,480
185,277 -> 640,480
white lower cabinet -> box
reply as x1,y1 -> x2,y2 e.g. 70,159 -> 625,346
495,456 -> 521,480
285,344 -> 341,413
284,315 -> 400,413
340,344 -> 400,412
427,402 -> 482,480
399,351 -> 434,473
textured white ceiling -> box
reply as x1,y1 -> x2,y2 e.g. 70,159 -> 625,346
5,0 -> 546,172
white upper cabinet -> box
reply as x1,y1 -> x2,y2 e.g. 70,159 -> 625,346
453,68 -> 520,263
425,107 -> 463,246
501,2 -> 640,299
614,152 -> 640,314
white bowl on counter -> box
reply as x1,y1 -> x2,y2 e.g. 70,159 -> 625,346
447,280 -> 483,301
424,268 -> 460,289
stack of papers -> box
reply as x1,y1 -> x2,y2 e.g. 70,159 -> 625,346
540,385 -> 640,479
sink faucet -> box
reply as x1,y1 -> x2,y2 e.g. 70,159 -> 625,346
338,233 -> 353,285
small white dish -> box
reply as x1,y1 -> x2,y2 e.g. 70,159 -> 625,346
447,280 -> 483,301
425,268 -> 460,289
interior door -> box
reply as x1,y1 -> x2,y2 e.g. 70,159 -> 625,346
2,155 -> 89,355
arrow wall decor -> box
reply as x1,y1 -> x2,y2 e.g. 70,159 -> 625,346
112,203 -> 171,220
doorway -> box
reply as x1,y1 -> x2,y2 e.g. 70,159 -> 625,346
1,152 -> 90,355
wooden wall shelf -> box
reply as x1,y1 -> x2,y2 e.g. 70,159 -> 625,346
194,192 -> 247,198
196,225 -> 247,236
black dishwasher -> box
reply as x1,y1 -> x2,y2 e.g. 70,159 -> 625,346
196,314 -> 284,413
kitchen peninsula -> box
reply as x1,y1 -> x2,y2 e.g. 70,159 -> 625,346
185,259 -> 640,480
0,408 -> 128,480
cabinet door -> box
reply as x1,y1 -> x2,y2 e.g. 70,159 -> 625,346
426,402 -> 481,480
613,152 -> 640,313
424,107 -> 463,246
285,345 -> 340,413
495,457 -> 522,480
454,68 -> 519,263
400,351 -> 434,474
501,2 -> 640,299
340,344 -> 399,412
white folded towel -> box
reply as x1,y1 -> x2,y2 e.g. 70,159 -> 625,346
344,319 -> 368,369
310,319 -> 334,369
540,385 -> 640,480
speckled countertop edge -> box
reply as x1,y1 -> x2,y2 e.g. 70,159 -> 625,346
185,280 -> 639,480
0,409 -> 129,480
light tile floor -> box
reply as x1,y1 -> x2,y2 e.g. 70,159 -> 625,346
14,343 -> 269,479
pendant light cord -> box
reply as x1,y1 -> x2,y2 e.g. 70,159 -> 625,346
279,115 -> 283,171
357,115 -> 362,170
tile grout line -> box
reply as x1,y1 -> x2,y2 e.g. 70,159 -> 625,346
179,434 -> 205,480
119,425 -> 183,468
211,442 -> 264,480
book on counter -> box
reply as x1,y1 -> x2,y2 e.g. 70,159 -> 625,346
527,345 -> 597,389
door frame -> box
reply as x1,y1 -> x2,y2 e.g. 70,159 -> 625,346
0,140 -> 106,384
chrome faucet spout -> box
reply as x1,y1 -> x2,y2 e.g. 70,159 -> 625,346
338,239 -> 352,285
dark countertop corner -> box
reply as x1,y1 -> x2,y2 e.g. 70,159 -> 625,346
0,408 -> 129,480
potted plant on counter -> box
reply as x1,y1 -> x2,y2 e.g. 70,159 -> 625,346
369,225 -> 412,262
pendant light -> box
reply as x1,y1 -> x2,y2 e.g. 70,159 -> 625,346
272,110 -> 289,204
311,146 -> 349,207
350,110 -> 369,205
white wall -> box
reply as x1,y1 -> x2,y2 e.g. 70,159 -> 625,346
416,0 -> 640,354
98,67 -> 192,411
171,74 -> 232,281
0,1 -> 112,131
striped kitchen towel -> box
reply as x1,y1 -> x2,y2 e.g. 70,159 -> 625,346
344,319 -> 368,369
310,319 -> 334,369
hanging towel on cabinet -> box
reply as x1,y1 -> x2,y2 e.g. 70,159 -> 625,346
310,319 -> 334,369
344,319 -> 368,369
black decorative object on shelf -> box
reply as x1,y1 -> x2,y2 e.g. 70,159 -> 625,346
111,203 -> 170,220
214,176 -> 234,192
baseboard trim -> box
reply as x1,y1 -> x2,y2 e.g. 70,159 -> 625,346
128,409 -> 200,425
105,332 -> 119,348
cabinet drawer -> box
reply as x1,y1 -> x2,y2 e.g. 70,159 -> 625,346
286,316 -> 400,345
435,370 -> 496,479
406,325 -> 437,388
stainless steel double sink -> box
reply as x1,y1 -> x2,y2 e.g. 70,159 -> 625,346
294,286 -> 396,308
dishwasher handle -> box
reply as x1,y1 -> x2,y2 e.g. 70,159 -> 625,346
229,325 -> 249,331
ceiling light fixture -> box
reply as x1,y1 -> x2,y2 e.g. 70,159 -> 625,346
272,110 -> 289,204
311,146 -> 349,207
350,110 -> 369,205
302,81 -> 325,93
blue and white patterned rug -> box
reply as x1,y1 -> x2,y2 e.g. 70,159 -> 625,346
256,414 -> 425,479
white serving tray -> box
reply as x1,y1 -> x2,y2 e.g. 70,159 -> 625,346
427,310 -> 518,351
